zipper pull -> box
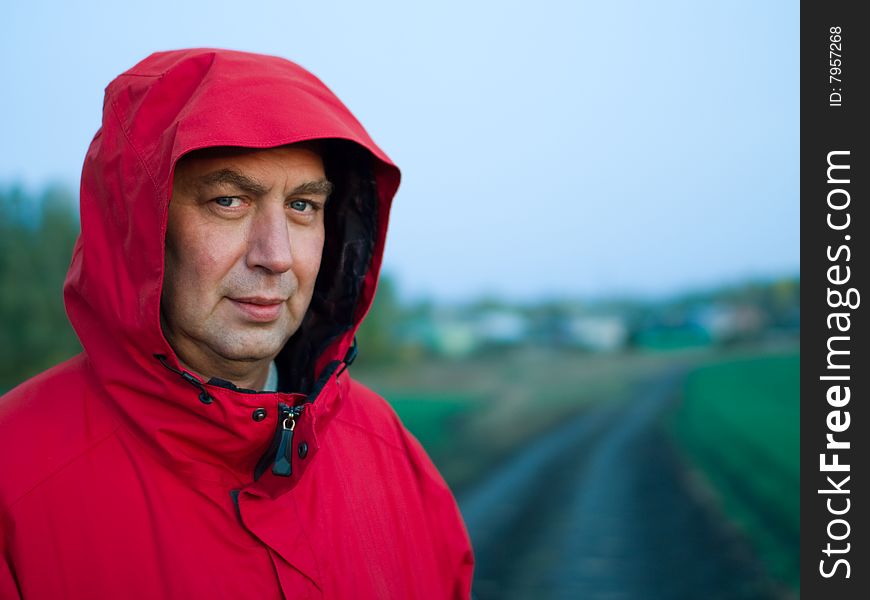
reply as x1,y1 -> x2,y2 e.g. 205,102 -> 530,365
272,403 -> 302,477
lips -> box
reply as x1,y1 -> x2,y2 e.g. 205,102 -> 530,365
228,297 -> 285,322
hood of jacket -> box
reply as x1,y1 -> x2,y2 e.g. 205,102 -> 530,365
63,48 -> 400,486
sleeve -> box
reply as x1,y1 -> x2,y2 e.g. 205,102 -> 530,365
0,557 -> 21,600
432,480 -> 475,599
0,517 -> 23,600
401,428 -> 475,599
345,376 -> 476,598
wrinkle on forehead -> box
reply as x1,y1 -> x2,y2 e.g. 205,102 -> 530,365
194,169 -> 333,198
174,144 -> 333,200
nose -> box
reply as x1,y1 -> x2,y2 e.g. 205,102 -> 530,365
246,203 -> 294,274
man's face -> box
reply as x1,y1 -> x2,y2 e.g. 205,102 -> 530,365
161,145 -> 331,375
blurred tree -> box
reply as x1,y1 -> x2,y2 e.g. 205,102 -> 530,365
0,185 -> 81,392
354,273 -> 403,367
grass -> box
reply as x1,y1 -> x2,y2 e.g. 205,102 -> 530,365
667,350 -> 800,591
355,345 -> 715,491
359,342 -> 800,590
382,392 -> 481,459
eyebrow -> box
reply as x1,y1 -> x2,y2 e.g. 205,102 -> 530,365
292,179 -> 335,197
197,169 -> 268,195
196,168 -> 334,198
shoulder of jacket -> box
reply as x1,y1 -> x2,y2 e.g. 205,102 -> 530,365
0,354 -> 119,509
334,376 -> 405,448
334,375 -> 453,492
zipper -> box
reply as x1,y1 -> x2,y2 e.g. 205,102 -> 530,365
271,402 -> 305,477
252,339 -> 358,480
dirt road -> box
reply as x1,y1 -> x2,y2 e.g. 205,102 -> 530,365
457,366 -> 784,600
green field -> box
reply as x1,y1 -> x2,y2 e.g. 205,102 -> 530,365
667,351 -> 800,591
383,392 -> 480,460
358,347 -> 690,491
361,345 -> 801,590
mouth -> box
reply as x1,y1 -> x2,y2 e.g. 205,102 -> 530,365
228,296 -> 286,322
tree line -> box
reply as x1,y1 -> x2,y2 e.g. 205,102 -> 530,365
1,185 -> 81,392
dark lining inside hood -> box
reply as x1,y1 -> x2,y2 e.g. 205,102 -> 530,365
275,140 -> 378,395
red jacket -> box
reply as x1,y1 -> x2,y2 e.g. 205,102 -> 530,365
0,49 -> 473,599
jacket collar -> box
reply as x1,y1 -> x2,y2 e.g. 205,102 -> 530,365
95,351 -> 349,487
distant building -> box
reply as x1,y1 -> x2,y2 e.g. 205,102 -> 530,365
474,310 -> 528,346
690,303 -> 766,342
564,315 -> 629,352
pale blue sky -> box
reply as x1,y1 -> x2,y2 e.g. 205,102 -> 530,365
1,0 -> 799,302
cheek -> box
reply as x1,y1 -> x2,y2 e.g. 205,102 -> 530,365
294,229 -> 326,285
166,229 -> 239,299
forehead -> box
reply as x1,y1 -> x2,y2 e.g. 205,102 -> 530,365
173,143 -> 326,184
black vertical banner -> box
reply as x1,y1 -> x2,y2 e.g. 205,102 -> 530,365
801,1 -> 868,598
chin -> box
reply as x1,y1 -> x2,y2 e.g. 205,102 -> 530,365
211,330 -> 289,363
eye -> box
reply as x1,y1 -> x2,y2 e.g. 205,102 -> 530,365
214,196 -> 243,208
289,199 -> 313,212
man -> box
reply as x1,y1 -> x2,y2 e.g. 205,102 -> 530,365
0,49 -> 473,598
